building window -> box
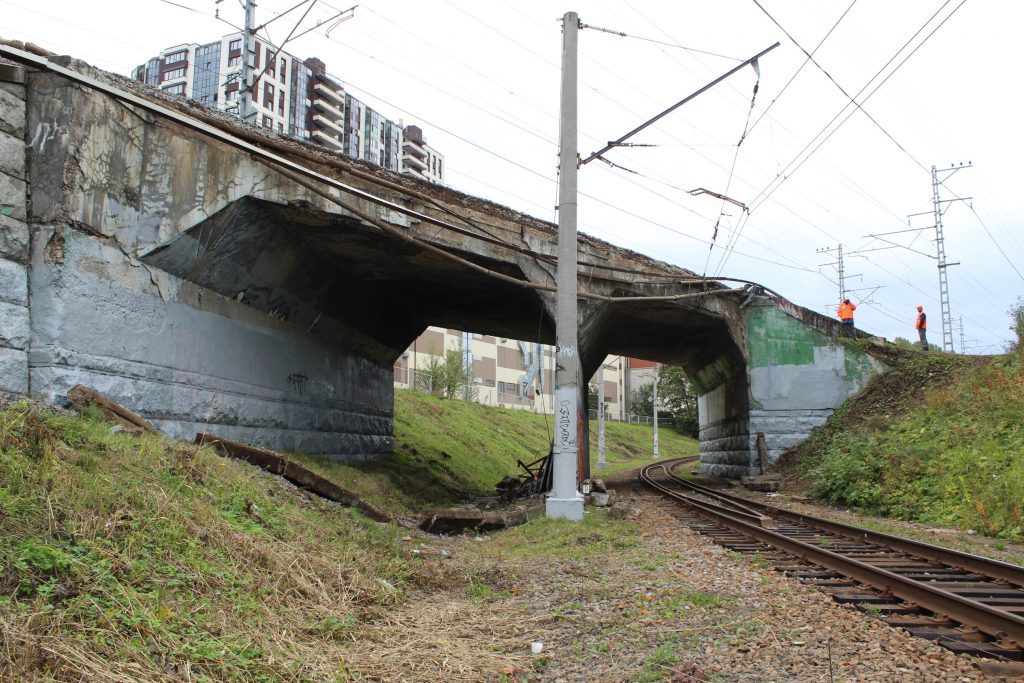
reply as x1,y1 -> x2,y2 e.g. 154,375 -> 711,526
229,39 -> 241,52
264,82 -> 274,108
226,89 -> 238,101
163,67 -> 186,81
165,50 -> 186,64
163,83 -> 186,96
262,115 -> 272,129
278,92 -> 285,116
279,58 -> 286,82
228,55 -> 241,67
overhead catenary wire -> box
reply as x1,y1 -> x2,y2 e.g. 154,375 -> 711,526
716,0 -> 968,274
751,0 -> 933,176
745,0 -> 859,138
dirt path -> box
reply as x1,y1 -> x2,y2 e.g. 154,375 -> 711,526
361,485 -> 1002,682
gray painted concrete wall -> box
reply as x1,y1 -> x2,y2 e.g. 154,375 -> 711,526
743,302 -> 883,474
20,69 -> 394,459
0,64 -> 28,394
28,224 -> 393,458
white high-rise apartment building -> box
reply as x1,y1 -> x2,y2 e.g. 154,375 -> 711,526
132,34 -> 436,180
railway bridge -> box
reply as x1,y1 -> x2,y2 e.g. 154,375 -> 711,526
0,47 -> 883,478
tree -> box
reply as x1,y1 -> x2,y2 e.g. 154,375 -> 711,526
588,383 -> 609,413
657,366 -> 698,437
422,338 -> 477,400
1008,296 -> 1024,354
630,383 -> 653,418
629,366 -> 698,437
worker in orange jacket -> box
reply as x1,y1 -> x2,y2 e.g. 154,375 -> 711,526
837,298 -> 856,333
915,305 -> 928,351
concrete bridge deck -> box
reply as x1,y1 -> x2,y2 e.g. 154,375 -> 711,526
0,43 -> 883,477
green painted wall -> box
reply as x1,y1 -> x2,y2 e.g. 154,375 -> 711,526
747,305 -> 820,368
746,305 -> 877,386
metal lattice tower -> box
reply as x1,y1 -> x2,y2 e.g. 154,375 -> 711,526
931,164 -> 970,353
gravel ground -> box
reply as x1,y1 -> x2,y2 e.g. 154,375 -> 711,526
384,484 -> 1008,682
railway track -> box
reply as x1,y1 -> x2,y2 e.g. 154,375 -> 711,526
640,457 -> 1024,662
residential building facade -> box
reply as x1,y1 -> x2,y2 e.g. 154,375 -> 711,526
401,125 -> 445,184
132,34 -> 438,179
394,326 -> 627,419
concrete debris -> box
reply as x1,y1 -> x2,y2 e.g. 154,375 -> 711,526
588,490 -> 616,507
195,433 -> 391,523
590,478 -> 608,493
66,384 -> 157,434
740,474 -> 781,493
418,505 -> 541,535
609,502 -> 641,520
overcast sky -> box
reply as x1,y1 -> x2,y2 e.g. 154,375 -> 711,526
3,0 -> 1022,352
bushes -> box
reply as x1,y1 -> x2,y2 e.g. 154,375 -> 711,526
806,352 -> 1024,539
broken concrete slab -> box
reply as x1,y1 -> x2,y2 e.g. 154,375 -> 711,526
740,474 -> 781,493
418,505 -> 541,535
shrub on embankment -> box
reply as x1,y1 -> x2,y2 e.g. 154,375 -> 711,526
786,347 -> 1024,540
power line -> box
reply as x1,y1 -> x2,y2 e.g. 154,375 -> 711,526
717,0 -> 967,272
751,0 -> 933,175
746,0 -> 965,215
745,0 -> 858,137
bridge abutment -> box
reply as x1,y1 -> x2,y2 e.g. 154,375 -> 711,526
0,64 -> 28,395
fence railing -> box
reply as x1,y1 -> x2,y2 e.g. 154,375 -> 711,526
393,366 -> 433,394
587,409 -> 677,427
497,390 -> 534,410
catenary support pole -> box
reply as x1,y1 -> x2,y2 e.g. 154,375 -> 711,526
240,0 -> 257,125
547,11 -> 585,521
652,364 -> 660,459
597,361 -> 606,469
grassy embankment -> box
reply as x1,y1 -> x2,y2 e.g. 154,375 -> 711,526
0,391 -> 693,680
785,346 -> 1024,540
290,388 -> 698,516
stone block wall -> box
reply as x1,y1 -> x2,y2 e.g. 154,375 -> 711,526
0,64 -> 28,394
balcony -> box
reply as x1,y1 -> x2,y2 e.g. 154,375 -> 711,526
312,97 -> 344,121
312,82 -> 344,105
312,113 -> 345,136
402,141 -> 427,160
310,129 -> 343,150
402,152 -> 427,171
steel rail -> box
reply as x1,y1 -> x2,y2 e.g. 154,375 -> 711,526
663,460 -> 1024,588
641,462 -> 1024,648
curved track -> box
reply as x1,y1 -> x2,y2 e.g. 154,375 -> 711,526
641,458 -> 1024,661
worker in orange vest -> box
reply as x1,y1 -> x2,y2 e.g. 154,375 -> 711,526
915,305 -> 928,350
837,298 -> 856,333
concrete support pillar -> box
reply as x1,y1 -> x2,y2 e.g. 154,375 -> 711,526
0,64 -> 29,394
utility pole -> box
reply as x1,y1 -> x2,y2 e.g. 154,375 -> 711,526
240,0 -> 256,125
958,316 -> 966,355
817,244 -> 864,305
652,364 -> 660,459
547,11 -> 584,521
597,361 -> 606,469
